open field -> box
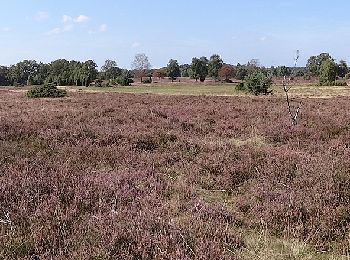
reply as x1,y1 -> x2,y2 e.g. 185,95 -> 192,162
61,83 -> 350,98
1,89 -> 350,259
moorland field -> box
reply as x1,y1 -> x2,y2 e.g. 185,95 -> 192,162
1,85 -> 350,259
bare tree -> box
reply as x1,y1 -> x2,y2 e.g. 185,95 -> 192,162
283,50 -> 301,125
132,53 -> 151,82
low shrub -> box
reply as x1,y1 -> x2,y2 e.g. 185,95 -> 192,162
243,72 -> 273,95
26,84 -> 67,98
318,81 -> 348,87
115,76 -> 133,86
142,78 -> 152,84
92,79 -> 110,87
334,81 -> 348,86
235,82 -> 246,91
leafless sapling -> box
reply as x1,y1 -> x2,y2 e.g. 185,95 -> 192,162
283,50 -> 301,125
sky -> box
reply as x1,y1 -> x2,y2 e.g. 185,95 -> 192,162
1,0 -> 350,68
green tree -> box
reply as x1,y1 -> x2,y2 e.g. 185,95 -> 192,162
101,60 -> 121,80
180,64 -> 191,77
277,66 -> 291,77
243,71 -> 273,95
319,59 -> 337,86
8,60 -> 40,85
191,57 -> 208,82
235,64 -> 248,80
166,59 -> 181,82
336,60 -> 348,78
208,54 -> 223,80
0,66 -> 9,86
306,53 -> 334,76
82,60 -> 98,86
47,59 -> 71,85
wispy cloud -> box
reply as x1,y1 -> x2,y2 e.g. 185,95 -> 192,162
2,27 -> 11,32
62,14 -> 90,24
74,15 -> 90,23
47,24 -> 73,35
49,14 -> 90,35
36,11 -> 49,21
62,15 -> 72,23
99,24 -> 108,32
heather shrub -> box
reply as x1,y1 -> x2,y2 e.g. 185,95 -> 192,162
134,135 -> 158,151
2,91 -> 350,257
26,83 -> 67,98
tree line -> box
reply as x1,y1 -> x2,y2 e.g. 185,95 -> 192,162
0,52 -> 349,87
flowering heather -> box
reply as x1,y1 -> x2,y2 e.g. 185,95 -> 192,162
1,89 -> 350,258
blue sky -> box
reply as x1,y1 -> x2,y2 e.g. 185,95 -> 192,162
1,0 -> 350,68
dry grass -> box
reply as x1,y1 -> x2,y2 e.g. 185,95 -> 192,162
58,82 -> 350,99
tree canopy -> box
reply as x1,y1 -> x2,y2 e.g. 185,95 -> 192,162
166,59 -> 181,82
191,57 -> 208,82
208,54 -> 223,80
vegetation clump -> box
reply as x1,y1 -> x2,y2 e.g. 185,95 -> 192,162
319,59 -> 337,86
114,76 -> 133,86
241,72 -> 273,95
26,83 -> 67,98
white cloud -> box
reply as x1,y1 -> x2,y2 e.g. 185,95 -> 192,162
62,15 -> 72,23
47,24 -> 73,35
74,15 -> 90,23
2,27 -> 11,32
131,42 -> 141,48
36,11 -> 49,21
99,24 -> 108,32
48,14 -> 90,35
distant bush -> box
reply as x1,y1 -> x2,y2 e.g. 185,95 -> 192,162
235,82 -> 245,91
91,79 -> 110,87
303,74 -> 311,80
114,76 -> 133,86
243,72 -> 273,95
345,73 -> 350,80
317,80 -> 348,87
26,84 -> 67,98
334,81 -> 348,86
142,78 -> 152,84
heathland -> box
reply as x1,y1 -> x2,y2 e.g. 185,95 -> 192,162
1,83 -> 350,259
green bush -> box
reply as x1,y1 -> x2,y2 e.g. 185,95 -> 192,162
92,79 -> 110,87
142,78 -> 152,84
235,82 -> 246,91
115,76 -> 133,86
26,84 -> 67,98
243,72 -> 273,95
334,81 -> 348,86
